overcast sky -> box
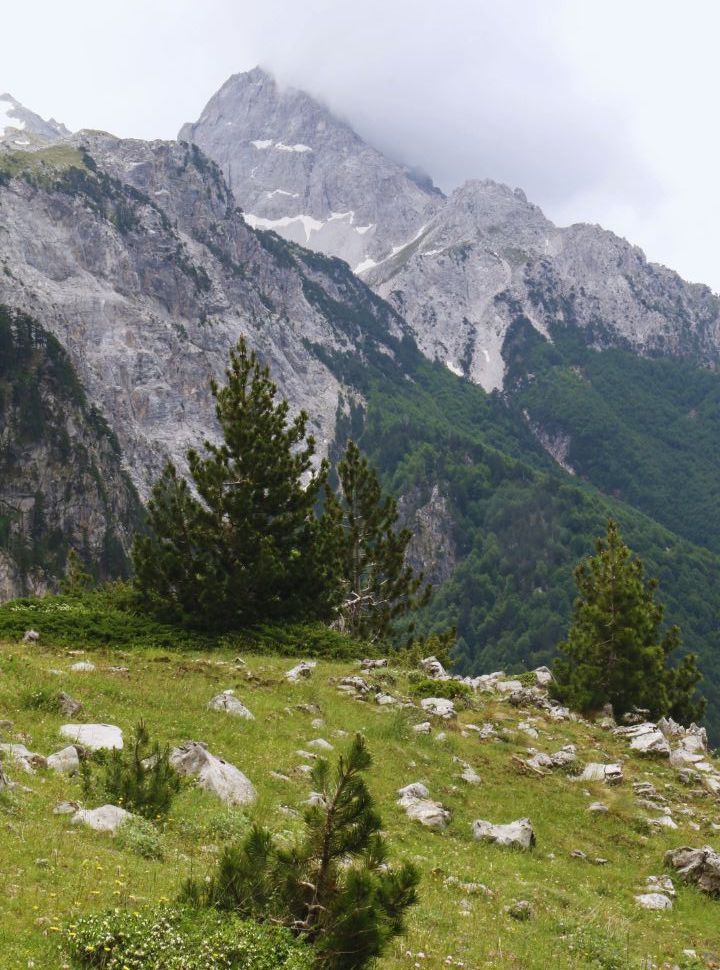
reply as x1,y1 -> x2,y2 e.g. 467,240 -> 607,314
4,1 -> 719,289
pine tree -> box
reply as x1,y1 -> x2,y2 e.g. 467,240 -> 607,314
60,548 -> 94,596
324,440 -> 431,643
184,735 -> 420,970
553,520 -> 705,722
132,339 -> 339,629
81,720 -> 181,820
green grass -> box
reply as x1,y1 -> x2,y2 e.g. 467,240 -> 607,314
0,634 -> 718,969
0,144 -> 87,181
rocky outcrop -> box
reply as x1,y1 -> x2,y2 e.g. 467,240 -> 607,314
472,817 -> 535,849
60,723 -> 123,751
0,93 -> 70,149
665,846 -> 720,895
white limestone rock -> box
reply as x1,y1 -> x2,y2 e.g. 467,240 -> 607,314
207,691 -> 254,719
170,741 -> 256,806
285,661 -> 316,683
47,746 -> 80,774
72,804 -> 131,834
472,817 -> 535,850
420,697 -> 456,720
60,724 -> 123,751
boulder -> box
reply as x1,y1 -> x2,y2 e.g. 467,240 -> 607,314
0,743 -> 46,773
60,724 -> 123,751
578,763 -> 623,785
47,746 -> 80,774
420,656 -> 447,679
495,680 -> 524,694
472,817 -> 535,850
338,675 -> 372,694
588,802 -> 609,813
308,738 -> 333,751
413,721 -> 432,735
396,783 -> 449,830
69,661 -> 96,673
56,692 -> 82,717
533,666 -> 553,687
285,661 -> 316,683
664,845 -> 720,895
207,691 -> 254,719
550,745 -> 577,767
420,697 -> 456,720
170,741 -> 256,806
360,658 -> 388,670
615,722 -> 670,757
375,692 -> 397,705
646,874 -> 676,897
71,804 -> 131,834
634,892 -> 672,910
22,629 -> 40,643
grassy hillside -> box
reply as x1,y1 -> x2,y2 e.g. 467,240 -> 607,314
1,629 -> 719,969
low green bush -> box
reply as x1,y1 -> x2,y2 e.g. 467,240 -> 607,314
66,907 -> 312,969
115,816 -> 166,860
408,677 -> 473,704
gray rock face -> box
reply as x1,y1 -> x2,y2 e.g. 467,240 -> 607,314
665,845 -> 720,895
72,804 -> 130,834
179,68 -> 442,272
170,740 -> 256,805
0,134 -> 407,512
472,817 -> 536,849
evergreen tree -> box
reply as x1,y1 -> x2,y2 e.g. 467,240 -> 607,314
554,520 -> 705,722
324,440 -> 430,643
184,734 -> 419,970
60,548 -> 94,596
81,720 -> 181,819
132,339 -> 338,629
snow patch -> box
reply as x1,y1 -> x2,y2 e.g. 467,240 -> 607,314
355,224 -> 373,235
328,211 -> 354,223
266,188 -> 299,199
355,257 -> 379,274
446,361 -> 464,377
250,139 -> 272,150
244,212 -> 324,243
422,248 -> 444,256
275,142 -> 312,153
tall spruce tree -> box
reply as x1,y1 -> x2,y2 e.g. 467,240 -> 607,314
324,440 -> 431,643
132,338 -> 338,629
554,520 -> 705,723
184,734 -> 420,970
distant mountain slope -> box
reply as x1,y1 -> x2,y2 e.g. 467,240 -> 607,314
0,136 -> 408,496
179,67 -> 442,272
0,305 -> 141,598
184,69 -> 720,395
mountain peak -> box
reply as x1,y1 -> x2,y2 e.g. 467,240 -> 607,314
0,92 -> 71,146
179,69 -> 443,268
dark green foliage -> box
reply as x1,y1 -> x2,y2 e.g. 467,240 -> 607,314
553,521 -> 705,722
66,907 -> 312,970
81,720 -> 181,819
185,735 -> 419,970
408,677 -> 473,704
133,338 -> 339,630
324,440 -> 430,643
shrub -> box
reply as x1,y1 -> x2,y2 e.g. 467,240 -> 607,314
66,906 -> 312,969
408,677 -> 473,704
81,721 -> 180,819
115,815 -> 166,860
184,735 -> 419,970
206,809 -> 252,844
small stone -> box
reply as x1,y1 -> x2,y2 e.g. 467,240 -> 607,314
505,899 -> 532,921
22,630 -> 40,643
56,692 -> 82,717
285,661 -> 316,682
360,658 -> 388,670
460,766 -> 482,785
308,738 -> 333,751
588,802 -> 609,813
69,661 -> 96,673
413,722 -> 432,735
634,892 -> 672,910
